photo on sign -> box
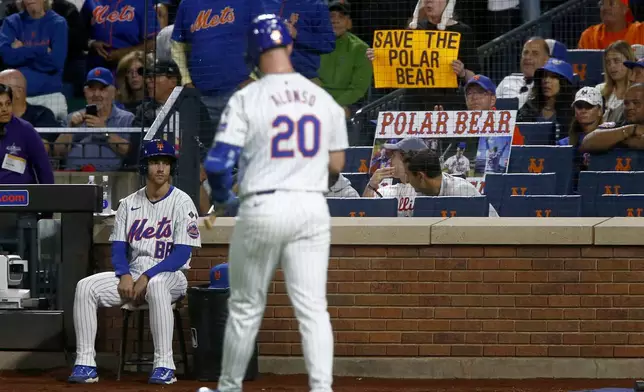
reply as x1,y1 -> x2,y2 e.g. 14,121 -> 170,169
369,110 -> 516,192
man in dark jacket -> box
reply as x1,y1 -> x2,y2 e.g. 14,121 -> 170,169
131,59 -> 214,214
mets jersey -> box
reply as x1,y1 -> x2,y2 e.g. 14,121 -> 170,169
214,73 -> 349,198
443,154 -> 470,176
109,186 -> 202,272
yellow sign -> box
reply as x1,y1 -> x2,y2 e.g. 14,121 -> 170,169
372,30 -> 461,89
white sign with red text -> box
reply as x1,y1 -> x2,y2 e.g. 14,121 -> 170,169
369,110 -> 517,214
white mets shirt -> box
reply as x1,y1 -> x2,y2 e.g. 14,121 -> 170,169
213,73 -> 349,197
443,154 -> 471,176
109,186 -> 202,274
375,174 -> 498,217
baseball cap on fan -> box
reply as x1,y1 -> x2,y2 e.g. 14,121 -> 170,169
624,58 -> 644,70
383,137 -> 428,153
209,263 -> 229,290
572,87 -> 603,108
85,67 -> 114,86
465,74 -> 496,94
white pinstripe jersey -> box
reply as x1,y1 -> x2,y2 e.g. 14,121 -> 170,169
214,73 -> 349,198
109,186 -> 202,269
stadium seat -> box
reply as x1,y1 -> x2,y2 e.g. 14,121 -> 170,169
587,149 -> 644,171
508,145 -> 575,194
413,196 -> 489,217
595,194 -> 644,217
326,197 -> 398,217
344,146 -> 372,173
501,195 -> 582,217
577,171 -> 644,216
566,49 -> 605,87
342,173 -> 369,194
483,173 -> 557,213
495,97 -> 519,111
516,122 -> 557,145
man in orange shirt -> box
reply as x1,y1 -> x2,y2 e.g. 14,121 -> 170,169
578,0 -> 644,49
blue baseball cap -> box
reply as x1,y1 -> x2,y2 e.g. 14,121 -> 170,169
85,67 -> 114,86
535,58 -> 574,84
465,74 -> 496,94
625,58 -> 644,70
209,263 -> 229,289
458,142 -> 466,149
546,39 -> 568,62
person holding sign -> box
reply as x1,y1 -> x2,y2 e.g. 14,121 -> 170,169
366,0 -> 480,111
363,137 -> 428,217
517,58 -> 577,141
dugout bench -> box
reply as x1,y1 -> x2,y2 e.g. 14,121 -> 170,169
0,184 -> 102,352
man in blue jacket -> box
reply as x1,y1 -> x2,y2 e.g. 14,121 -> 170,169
0,0 -> 68,98
0,0 -> 68,119
261,0 -> 335,83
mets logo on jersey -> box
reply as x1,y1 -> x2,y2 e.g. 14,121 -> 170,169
190,6 -> 235,33
92,5 -> 136,25
187,221 -> 200,239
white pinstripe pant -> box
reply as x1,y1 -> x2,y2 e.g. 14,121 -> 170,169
73,270 -> 187,369
217,191 -> 334,392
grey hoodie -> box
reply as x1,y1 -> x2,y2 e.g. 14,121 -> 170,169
327,174 -> 360,198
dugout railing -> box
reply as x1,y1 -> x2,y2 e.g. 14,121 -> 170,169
0,86 -> 203,354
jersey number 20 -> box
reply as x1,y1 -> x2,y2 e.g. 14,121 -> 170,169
271,115 -> 320,158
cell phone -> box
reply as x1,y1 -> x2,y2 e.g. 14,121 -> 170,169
85,104 -> 98,117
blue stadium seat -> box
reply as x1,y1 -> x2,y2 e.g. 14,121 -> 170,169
577,171 -> 644,216
495,97 -> 519,111
326,197 -> 398,217
508,145 -> 575,194
413,196 -> 489,217
595,194 -> 644,217
501,195 -> 582,217
566,49 -> 604,87
516,122 -> 557,145
342,173 -> 369,194
483,173 -> 558,213
344,146 -> 372,173
587,149 -> 644,171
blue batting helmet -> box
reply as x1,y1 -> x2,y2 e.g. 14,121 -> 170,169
246,14 -> 293,68
140,139 -> 176,176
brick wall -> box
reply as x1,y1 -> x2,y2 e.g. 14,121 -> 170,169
93,244 -> 644,358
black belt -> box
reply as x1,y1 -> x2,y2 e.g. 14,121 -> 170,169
255,190 -> 276,196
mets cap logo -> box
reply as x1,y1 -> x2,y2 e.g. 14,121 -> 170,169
94,69 -> 101,76
551,59 -> 563,65
473,75 -> 480,80
270,30 -> 283,44
215,270 -> 221,280
157,141 -> 164,151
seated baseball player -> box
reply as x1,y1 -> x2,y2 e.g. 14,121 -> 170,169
68,139 -> 202,385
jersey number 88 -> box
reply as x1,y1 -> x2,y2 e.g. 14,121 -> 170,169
270,115 -> 321,158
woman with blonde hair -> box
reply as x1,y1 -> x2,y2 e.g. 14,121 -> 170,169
115,50 -> 145,113
596,40 -> 636,123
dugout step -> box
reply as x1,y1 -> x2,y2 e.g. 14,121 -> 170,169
187,285 -> 259,382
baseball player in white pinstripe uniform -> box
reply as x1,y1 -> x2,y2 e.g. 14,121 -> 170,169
198,14 -> 348,392
68,139 -> 201,385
